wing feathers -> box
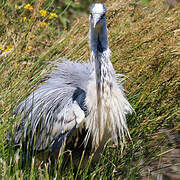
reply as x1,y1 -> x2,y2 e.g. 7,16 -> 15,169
14,61 -> 92,151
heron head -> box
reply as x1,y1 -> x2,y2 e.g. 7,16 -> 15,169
90,3 -> 106,32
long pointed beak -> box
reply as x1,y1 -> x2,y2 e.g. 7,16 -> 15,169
92,14 -> 102,28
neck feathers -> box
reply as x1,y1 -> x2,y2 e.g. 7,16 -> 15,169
86,4 -> 132,150
89,21 -> 108,53
89,18 -> 114,90
89,24 -> 116,147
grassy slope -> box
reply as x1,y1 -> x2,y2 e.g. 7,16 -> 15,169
0,0 -> 179,179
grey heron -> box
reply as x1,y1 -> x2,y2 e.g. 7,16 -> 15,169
13,3 -> 133,164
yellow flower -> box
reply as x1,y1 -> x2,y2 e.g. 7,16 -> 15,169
23,17 -> 27,21
40,9 -> 47,17
147,126 -> 151,131
27,45 -> 33,51
24,4 -> 33,11
0,45 -> 2,50
15,4 -> 18,9
69,35 -> 73,41
2,45 -> 13,52
40,22 -> 47,28
20,17 -> 28,23
49,12 -> 58,19
6,45 -> 13,51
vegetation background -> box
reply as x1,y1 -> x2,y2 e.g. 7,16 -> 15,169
0,0 -> 179,179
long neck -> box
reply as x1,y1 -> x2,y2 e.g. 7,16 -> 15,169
89,21 -> 108,53
89,21 -> 115,90
89,21 -> 116,145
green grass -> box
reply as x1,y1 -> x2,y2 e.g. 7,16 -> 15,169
0,0 -> 180,179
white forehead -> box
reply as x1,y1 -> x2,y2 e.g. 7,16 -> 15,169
90,3 -> 106,14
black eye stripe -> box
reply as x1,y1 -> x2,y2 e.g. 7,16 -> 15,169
101,13 -> 105,19
89,13 -> 105,19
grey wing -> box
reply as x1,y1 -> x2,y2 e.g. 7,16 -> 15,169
13,60 -> 93,151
